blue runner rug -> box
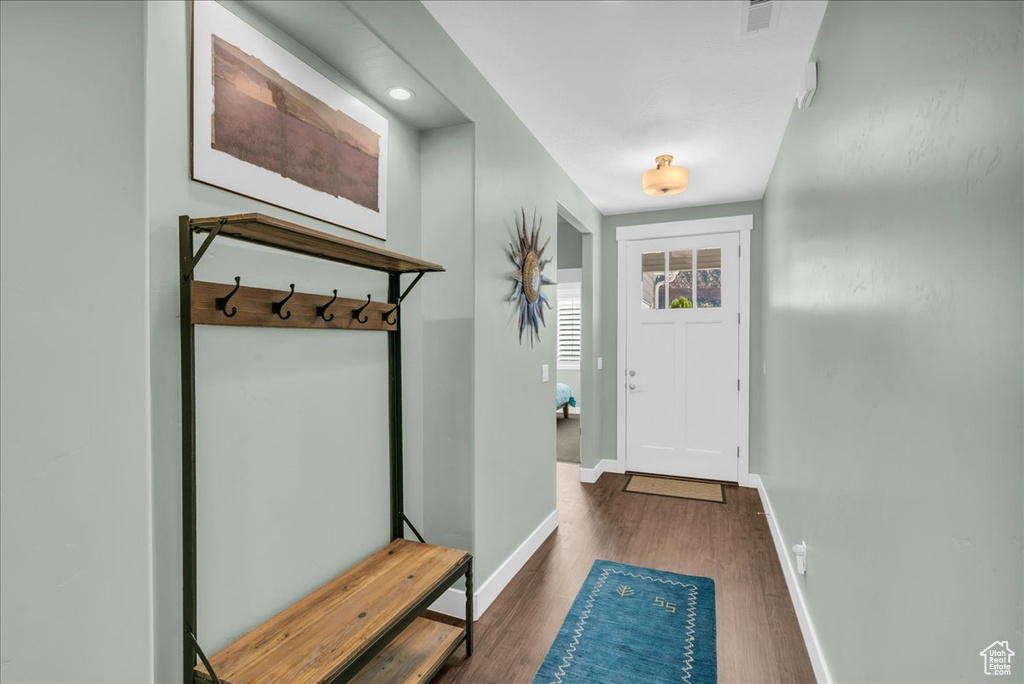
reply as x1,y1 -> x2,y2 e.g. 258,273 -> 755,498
533,560 -> 717,684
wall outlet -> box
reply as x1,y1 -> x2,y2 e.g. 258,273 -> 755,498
542,364 -> 549,382
597,357 -> 603,370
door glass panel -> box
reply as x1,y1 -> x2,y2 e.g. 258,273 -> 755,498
641,252 -> 665,309
696,248 -> 722,308
668,250 -> 693,308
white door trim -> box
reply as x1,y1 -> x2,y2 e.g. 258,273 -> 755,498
616,214 -> 753,241
737,228 -> 752,487
616,215 -> 754,486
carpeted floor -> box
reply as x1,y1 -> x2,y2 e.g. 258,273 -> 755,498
557,413 -> 580,464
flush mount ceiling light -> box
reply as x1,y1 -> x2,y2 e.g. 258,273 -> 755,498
387,87 -> 414,101
642,154 -> 689,196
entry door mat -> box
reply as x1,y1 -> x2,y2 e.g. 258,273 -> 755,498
623,474 -> 726,504
533,560 -> 717,684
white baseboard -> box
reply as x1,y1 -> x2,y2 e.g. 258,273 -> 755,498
428,584 -> 471,620
429,508 -> 559,621
579,458 -> 625,483
752,474 -> 832,684
427,584 -> 468,619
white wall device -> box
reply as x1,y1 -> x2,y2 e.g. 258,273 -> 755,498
796,62 -> 817,110
792,541 -> 808,575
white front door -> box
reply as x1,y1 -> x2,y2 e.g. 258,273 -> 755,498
624,232 -> 740,482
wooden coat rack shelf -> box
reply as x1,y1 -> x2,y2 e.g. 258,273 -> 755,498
191,281 -> 399,331
189,213 -> 444,273
179,214 -> 470,684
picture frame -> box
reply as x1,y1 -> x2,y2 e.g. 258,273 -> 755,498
191,0 -> 388,240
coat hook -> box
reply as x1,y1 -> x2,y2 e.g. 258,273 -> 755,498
215,276 -> 241,318
352,294 -> 371,324
383,302 -> 399,326
272,284 -> 295,320
316,289 -> 338,322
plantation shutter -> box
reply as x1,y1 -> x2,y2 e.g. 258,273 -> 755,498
557,286 -> 581,368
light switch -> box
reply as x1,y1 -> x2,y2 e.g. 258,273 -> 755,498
542,364 -> 549,382
597,357 -> 604,370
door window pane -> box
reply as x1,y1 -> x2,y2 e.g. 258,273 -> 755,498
668,250 -> 693,309
641,252 -> 665,309
696,248 -> 722,308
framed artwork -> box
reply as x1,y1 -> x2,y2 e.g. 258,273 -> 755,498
191,0 -> 388,240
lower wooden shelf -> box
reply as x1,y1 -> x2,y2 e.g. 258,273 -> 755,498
193,539 -> 470,684
349,617 -> 464,684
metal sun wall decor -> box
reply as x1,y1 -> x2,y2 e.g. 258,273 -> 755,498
507,209 -> 554,347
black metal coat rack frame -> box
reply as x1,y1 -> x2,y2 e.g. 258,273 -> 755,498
178,213 -> 464,683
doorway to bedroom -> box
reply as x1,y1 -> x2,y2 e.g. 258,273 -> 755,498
556,215 -> 583,465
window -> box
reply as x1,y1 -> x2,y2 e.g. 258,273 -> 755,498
668,250 -> 693,308
695,248 -> 722,308
557,281 -> 581,370
641,251 -> 664,309
640,248 -> 722,310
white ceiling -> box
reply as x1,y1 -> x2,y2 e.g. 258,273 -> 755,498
422,0 -> 827,215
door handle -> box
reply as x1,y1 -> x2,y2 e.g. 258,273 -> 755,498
628,383 -> 640,390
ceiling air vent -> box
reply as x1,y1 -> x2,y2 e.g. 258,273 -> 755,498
742,0 -> 779,34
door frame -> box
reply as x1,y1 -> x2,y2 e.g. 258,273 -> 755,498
616,215 -> 754,487
556,202 -> 598,478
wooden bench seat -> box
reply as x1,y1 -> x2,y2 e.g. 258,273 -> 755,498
194,539 -> 470,684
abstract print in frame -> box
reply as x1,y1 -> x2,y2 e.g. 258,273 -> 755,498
191,0 -> 388,240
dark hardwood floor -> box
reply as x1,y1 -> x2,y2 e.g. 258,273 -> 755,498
431,463 -> 815,684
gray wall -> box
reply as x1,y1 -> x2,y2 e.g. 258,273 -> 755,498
144,0 -> 604,676
599,201 -> 764,470
758,2 -> 1023,682
0,2 -> 153,681
421,123 -> 476,554
0,2 -> 603,679
17,3 -> 1016,683
348,1 -> 604,582
145,2 -> 426,679
557,219 -> 583,269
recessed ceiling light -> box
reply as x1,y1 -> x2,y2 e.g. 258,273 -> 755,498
388,87 -> 414,101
